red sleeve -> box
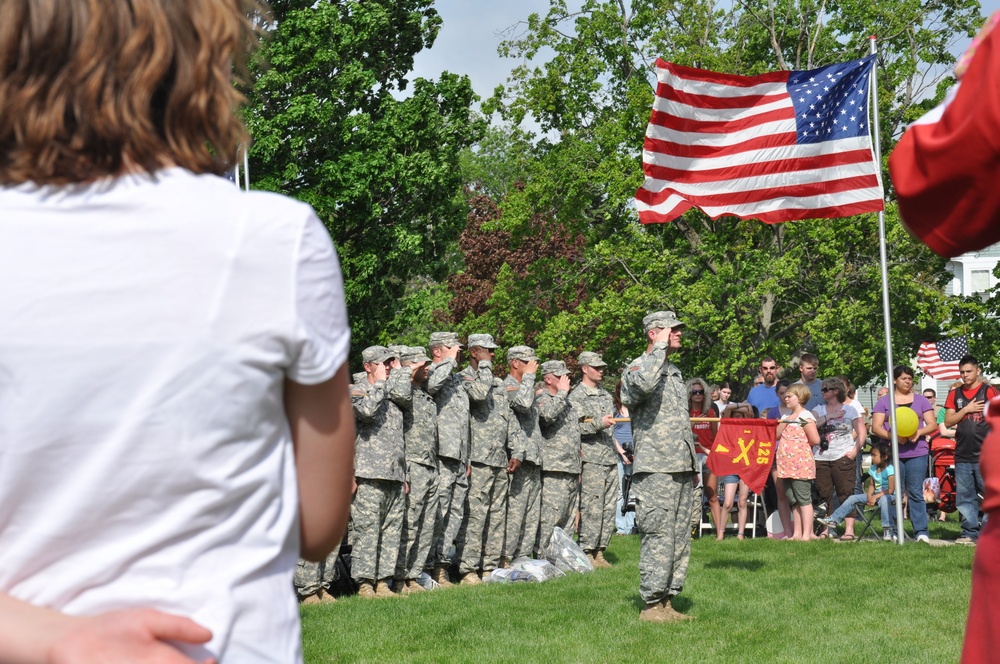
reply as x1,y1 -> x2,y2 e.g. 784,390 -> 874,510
945,389 -> 958,410
988,385 -> 1000,400
888,24 -> 1000,257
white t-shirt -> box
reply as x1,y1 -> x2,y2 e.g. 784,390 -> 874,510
0,169 -> 350,663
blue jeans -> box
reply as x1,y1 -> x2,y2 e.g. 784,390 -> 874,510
830,492 -> 895,534
898,455 -> 929,537
956,461 -> 985,540
615,459 -> 636,534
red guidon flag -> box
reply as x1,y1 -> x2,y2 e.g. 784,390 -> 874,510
705,418 -> 778,494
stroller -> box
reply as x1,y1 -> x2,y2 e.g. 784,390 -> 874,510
927,435 -> 957,515
620,443 -> 636,516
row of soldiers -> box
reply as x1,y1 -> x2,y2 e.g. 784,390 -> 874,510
298,332 -> 623,600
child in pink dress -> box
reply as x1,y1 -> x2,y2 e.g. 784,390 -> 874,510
775,384 -> 821,541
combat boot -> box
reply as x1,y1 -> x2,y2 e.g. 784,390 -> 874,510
406,579 -> 426,593
639,601 -> 668,622
498,557 -> 509,569
319,590 -> 337,603
300,593 -> 323,605
661,598 -> 694,621
356,580 -> 377,598
459,571 -> 482,586
594,551 -> 612,568
374,579 -> 397,598
432,564 -> 453,587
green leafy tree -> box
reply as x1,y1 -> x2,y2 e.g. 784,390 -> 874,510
244,0 -> 484,352
461,0 -> 978,392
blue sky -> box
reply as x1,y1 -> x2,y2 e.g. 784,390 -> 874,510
409,0 -> 999,108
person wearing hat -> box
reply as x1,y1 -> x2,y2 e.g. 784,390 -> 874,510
537,359 -> 583,551
426,332 -> 468,586
395,347 -> 440,594
569,352 -> 618,569
456,334 -> 525,585
350,345 -> 412,598
503,346 -> 544,563
620,311 -> 698,623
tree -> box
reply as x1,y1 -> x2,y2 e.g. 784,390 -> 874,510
244,0 -> 484,352
463,0 -> 978,392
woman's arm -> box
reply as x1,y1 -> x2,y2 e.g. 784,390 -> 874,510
0,594 -> 214,664
849,416 -> 867,458
916,408 -> 938,440
871,411 -> 890,440
286,363 -> 356,561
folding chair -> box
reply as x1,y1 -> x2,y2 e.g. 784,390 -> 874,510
853,503 -> 882,541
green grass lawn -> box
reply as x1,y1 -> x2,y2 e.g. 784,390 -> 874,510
301,517 -> 974,663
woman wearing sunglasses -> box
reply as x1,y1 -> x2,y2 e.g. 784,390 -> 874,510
812,378 -> 867,540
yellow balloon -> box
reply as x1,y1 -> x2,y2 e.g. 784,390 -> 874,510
895,407 -> 919,439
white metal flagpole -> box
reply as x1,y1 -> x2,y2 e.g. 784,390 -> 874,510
869,35 -> 906,545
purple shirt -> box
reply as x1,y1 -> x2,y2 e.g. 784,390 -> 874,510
873,394 -> 934,458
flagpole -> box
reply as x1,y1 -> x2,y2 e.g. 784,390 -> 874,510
870,35 -> 906,545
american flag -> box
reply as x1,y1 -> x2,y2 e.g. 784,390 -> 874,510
635,55 -> 884,224
916,335 -> 969,380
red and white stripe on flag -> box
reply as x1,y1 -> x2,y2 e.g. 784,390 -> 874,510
916,335 -> 968,380
635,57 -> 884,224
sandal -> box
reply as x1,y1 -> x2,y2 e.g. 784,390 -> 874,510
839,534 -> 856,541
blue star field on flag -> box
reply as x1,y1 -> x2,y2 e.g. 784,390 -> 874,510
789,55 -> 875,143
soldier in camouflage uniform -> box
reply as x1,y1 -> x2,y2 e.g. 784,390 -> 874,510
293,545 -> 342,604
456,333 -> 525,585
537,360 -> 582,551
426,331 -> 468,586
395,346 -> 439,594
350,345 -> 412,598
620,311 -> 698,622
502,346 -> 543,562
569,351 -> 618,569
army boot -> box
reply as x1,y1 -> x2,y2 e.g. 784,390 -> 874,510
374,579 -> 397,598
662,598 -> 695,621
459,571 -> 482,586
300,593 -> 322,605
639,601 -> 668,622
356,580 -> 377,599
594,551 -> 612,568
432,564 -> 453,587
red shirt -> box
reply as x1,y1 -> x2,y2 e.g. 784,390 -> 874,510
690,404 -> 718,455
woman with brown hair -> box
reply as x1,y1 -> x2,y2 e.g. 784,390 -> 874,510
0,2 -> 355,662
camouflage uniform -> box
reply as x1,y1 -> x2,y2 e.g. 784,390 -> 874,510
537,361 -> 582,550
426,334 -> 470,570
293,542 -> 341,600
503,346 -> 543,560
458,340 -> 524,575
620,315 -> 698,607
398,348 -> 439,582
350,346 -> 411,585
569,357 -> 618,557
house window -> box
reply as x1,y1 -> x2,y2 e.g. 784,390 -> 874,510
972,269 -> 991,295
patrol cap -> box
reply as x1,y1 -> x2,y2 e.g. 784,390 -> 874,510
643,310 -> 686,332
578,351 -> 607,368
507,345 -> 539,362
362,345 -> 394,364
401,346 -> 431,364
540,360 -> 570,376
467,333 -> 498,349
429,331 -> 463,348
387,344 -> 408,358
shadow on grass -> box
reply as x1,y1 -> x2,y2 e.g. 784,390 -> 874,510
702,559 -> 765,571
